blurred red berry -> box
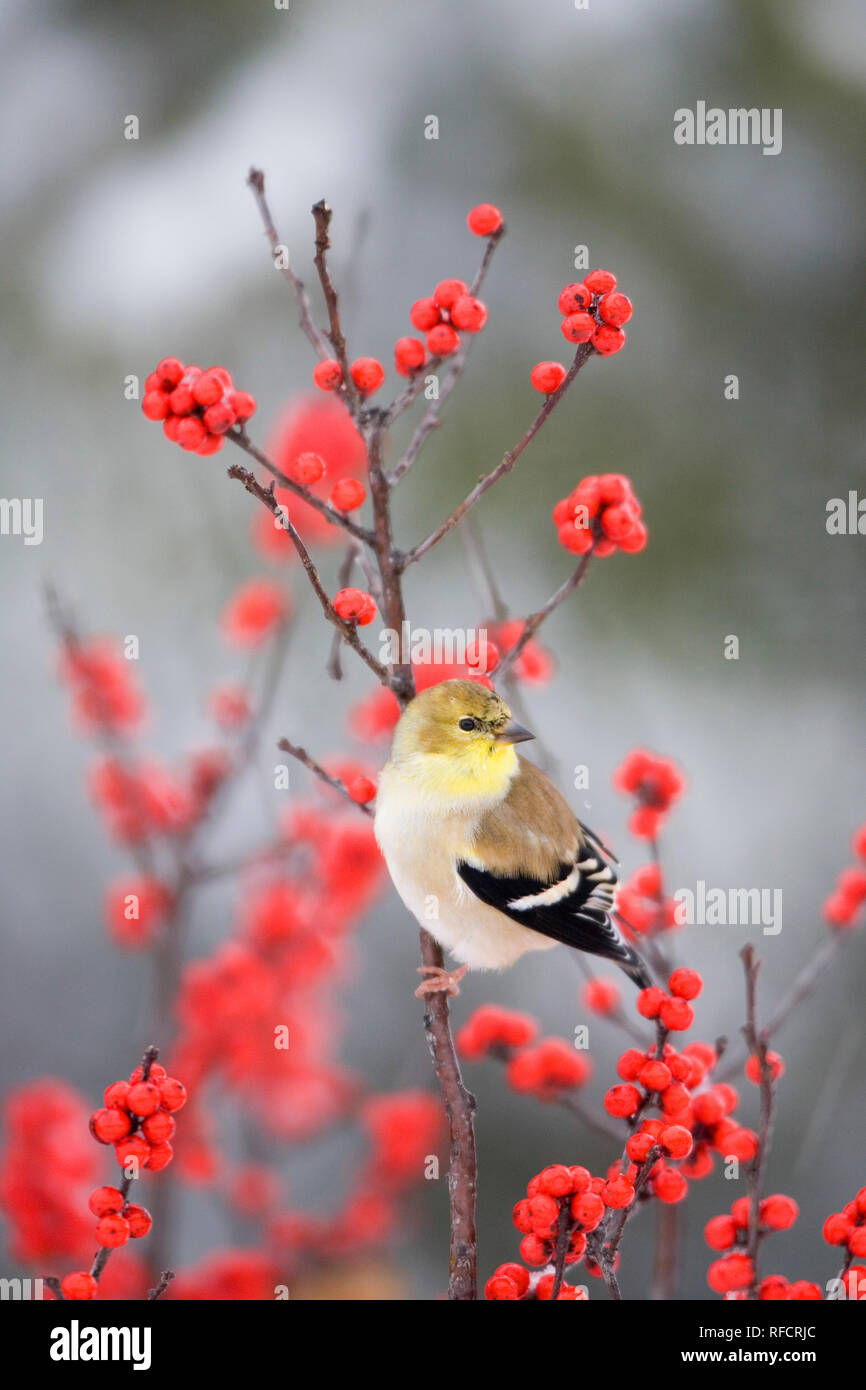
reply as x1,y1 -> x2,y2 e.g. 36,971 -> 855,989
467,204 -> 503,236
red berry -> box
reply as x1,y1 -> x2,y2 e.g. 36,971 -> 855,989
96,1213 -> 130,1248
330,478 -> 366,512
557,283 -> 592,316
557,521 -> 594,554
61,1272 -> 97,1301
598,291 -> 633,327
88,1186 -> 125,1217
661,1082 -> 690,1115
627,1132 -> 656,1162
788,1280 -> 822,1301
571,1191 -> 605,1230
350,358 -> 385,395
561,312 -> 595,344
848,1227 -> 866,1257
289,451 -> 326,485
704,1214 -> 738,1250
313,358 -> 343,391
530,361 -> 567,394
513,1199 -> 533,1234
394,336 -> 426,375
636,986 -> 666,1019
192,371 -> 226,407
90,1108 -> 132,1144
584,269 -> 617,294
601,503 -> 639,543
127,1082 -> 162,1117
519,1233 -> 550,1266
168,384 -> 196,416
141,390 -> 169,421
450,294 -> 488,332
759,1275 -> 791,1301
202,402 -> 236,434
409,298 -> 441,332
432,279 -> 467,310
581,978 -> 621,1015
659,997 -> 694,1032
745,1050 -> 784,1084
603,1176 -> 635,1209
823,1212 -> 854,1245
426,323 -> 460,356
653,1168 -> 688,1204
669,967 -> 703,1000
114,1135 -> 150,1169
176,416 -> 208,451
724,1127 -> 759,1162
707,1252 -> 753,1293
617,1049 -> 647,1081
142,1110 -> 176,1143
228,389 -> 256,421
347,774 -> 377,805
853,823 -> 866,860
660,1124 -> 693,1159
124,1203 -> 153,1239
760,1194 -> 798,1231
129,1063 -> 167,1085
158,1078 -> 188,1112
485,1273 -> 521,1300
592,324 -> 626,356
104,1081 -> 131,1110
536,1165 -> 575,1197
145,1141 -> 174,1172
155,357 -> 185,389
333,587 -> 377,626
604,1083 -> 641,1118
639,1060 -> 672,1092
467,204 -> 503,236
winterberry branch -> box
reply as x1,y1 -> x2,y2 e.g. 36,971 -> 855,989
246,169 -> 330,359
400,341 -> 595,569
147,1269 -> 175,1301
327,545 -> 358,680
227,427 -> 375,546
740,945 -> 777,1299
227,464 -> 388,684
276,737 -> 373,817
312,199 -> 361,416
497,552 -> 593,677
550,1201 -> 572,1301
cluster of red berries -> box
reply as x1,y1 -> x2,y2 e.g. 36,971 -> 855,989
613,747 -> 685,840
703,1194 -> 818,1299
530,269 -> 633,397
823,1185 -> 866,1259
312,204 -> 500,399
617,863 -> 679,935
490,1164 -> 618,1299
141,358 -> 256,454
553,473 -> 648,559
456,1005 -> 591,1099
58,638 -> 145,736
823,823 -> 866,929
89,1059 -> 187,1174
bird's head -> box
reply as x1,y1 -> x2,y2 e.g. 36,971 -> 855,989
390,679 -> 534,792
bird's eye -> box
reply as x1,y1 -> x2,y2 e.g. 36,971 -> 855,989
458,717 -> 477,731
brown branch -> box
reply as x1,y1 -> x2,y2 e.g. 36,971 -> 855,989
227,464 -> 388,685
550,1200 -> 572,1301
277,737 -> 373,817
497,552 -> 593,677
246,169 -> 330,358
312,199 -> 361,415
227,428 -> 374,546
740,945 -> 777,1299
366,414 -> 415,705
147,1269 -> 175,1301
400,341 -> 595,568
327,545 -> 357,681
651,1203 -> 681,1300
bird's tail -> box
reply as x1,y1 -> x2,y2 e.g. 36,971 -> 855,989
617,944 -> 652,990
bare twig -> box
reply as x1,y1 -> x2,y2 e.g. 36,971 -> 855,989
227,428 -> 374,546
247,169 -> 330,358
227,464 -> 388,685
497,553 -> 593,677
312,199 -> 361,415
328,546 -> 357,681
147,1269 -> 176,1301
277,737 -> 373,817
550,1201 -> 572,1301
400,341 -> 595,568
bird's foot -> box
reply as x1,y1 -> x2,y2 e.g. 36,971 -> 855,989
414,964 -> 469,999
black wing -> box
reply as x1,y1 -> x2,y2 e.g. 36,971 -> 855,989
457,852 -> 648,986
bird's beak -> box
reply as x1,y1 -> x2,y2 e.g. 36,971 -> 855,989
494,718 -> 535,746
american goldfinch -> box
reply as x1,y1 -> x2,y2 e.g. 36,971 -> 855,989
375,679 -> 650,997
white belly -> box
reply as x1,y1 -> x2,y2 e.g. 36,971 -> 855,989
374,779 -> 558,971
